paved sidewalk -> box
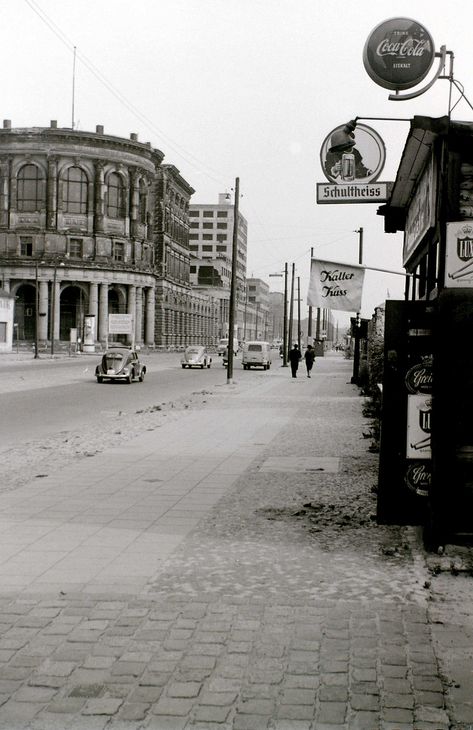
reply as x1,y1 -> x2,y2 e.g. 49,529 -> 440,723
0,354 -> 472,729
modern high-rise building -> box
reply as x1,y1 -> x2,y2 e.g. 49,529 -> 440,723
189,193 -> 248,338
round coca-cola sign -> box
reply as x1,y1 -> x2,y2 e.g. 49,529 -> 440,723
363,18 -> 435,91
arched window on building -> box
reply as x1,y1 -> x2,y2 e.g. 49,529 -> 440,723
17,164 -> 45,212
63,166 -> 88,214
107,172 -> 126,219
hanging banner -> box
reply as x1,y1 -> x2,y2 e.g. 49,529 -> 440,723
307,259 -> 365,312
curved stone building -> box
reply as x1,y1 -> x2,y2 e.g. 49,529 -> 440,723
0,119 -> 217,351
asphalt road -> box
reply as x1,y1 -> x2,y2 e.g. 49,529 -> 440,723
0,352 -> 242,449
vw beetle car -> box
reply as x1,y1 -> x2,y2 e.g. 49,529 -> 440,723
181,345 -> 212,369
95,346 -> 146,384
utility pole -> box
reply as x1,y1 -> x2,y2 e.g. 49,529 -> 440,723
288,263 -> 295,352
351,227 -> 364,384
307,247 -> 313,344
356,226 -> 363,265
297,276 -> 301,352
226,177 -> 239,384
282,262 -> 288,367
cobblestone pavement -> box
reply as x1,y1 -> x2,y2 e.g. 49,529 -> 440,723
0,355 -> 472,729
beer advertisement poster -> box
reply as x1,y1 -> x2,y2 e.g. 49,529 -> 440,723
406,394 -> 432,459
445,222 -> 473,287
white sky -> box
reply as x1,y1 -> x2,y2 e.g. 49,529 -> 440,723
2,0 -> 473,327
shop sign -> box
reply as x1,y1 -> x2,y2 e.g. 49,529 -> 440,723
403,156 -> 436,265
316,182 -> 391,204
108,313 -> 133,334
363,18 -> 435,91
459,162 -> 473,217
404,462 -> 431,497
445,222 -> 473,286
406,394 -> 431,459
320,123 -> 386,185
405,360 -> 433,394
317,122 -> 389,204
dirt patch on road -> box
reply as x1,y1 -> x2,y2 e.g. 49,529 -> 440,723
0,391 -> 215,495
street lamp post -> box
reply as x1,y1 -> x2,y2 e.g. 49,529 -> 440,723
51,262 -> 58,357
351,227 -> 364,384
226,177 -> 239,384
50,259 -> 66,357
282,263 -> 288,367
351,312 -> 361,385
288,263 -> 295,352
269,263 -> 288,367
34,261 -> 40,359
308,247 -> 313,344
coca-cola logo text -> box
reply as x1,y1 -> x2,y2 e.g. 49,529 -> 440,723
376,38 -> 431,58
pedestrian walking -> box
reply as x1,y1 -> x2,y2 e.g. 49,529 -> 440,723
304,344 -> 315,378
288,343 -> 301,378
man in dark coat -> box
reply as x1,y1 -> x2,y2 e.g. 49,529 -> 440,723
288,343 -> 301,378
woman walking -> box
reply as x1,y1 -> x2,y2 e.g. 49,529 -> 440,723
304,344 -> 315,378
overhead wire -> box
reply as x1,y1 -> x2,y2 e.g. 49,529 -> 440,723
24,0 -> 228,187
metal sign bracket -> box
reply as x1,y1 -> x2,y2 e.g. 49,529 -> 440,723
388,46 -> 449,101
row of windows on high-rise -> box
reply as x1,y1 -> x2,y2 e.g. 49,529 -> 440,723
14,164 -> 148,221
190,222 -> 228,229
189,210 -> 228,218
189,234 -> 227,242
190,244 -> 228,253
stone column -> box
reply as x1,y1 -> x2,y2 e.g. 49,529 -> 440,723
52,277 -> 60,341
129,170 -> 139,238
98,282 -> 108,344
0,158 -> 10,227
86,282 -> 99,350
145,287 -> 155,346
127,284 -> 136,346
38,280 -> 49,342
135,286 -> 143,345
88,283 -> 98,322
94,161 -> 105,233
46,157 -> 58,229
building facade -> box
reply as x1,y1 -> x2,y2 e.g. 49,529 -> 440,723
189,193 -> 248,338
245,278 -> 270,340
0,120 -> 217,350
378,116 -> 473,542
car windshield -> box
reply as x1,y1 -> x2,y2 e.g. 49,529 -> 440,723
186,348 -> 201,355
248,344 -> 262,352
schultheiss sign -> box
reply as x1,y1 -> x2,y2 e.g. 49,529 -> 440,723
316,121 -> 390,205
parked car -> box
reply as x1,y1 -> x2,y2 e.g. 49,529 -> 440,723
242,341 -> 272,370
181,345 -> 212,369
95,346 -> 146,384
